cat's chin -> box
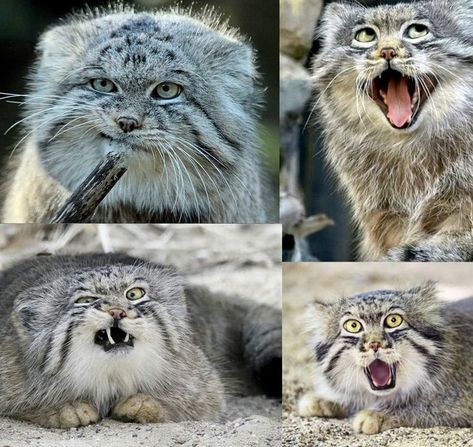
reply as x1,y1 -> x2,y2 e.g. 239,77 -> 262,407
368,68 -> 437,130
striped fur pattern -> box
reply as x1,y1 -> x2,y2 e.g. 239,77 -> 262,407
298,283 -> 473,433
312,0 -> 473,260
2,4 -> 267,223
0,253 -> 281,427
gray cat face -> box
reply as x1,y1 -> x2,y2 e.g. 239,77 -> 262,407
28,9 -> 260,186
309,284 -> 446,399
14,263 -> 187,375
313,0 -> 473,133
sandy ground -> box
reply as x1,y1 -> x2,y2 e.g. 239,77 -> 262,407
283,263 -> 473,447
0,224 -> 282,447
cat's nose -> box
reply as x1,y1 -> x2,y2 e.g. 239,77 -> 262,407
116,116 -> 140,133
108,308 -> 126,320
368,341 -> 381,352
380,47 -> 397,61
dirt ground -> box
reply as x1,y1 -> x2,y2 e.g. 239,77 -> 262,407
0,224 -> 282,447
283,263 -> 473,447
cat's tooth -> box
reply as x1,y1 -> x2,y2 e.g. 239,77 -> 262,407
124,333 -> 130,343
106,328 -> 115,345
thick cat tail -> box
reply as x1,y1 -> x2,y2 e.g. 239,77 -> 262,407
242,304 -> 282,398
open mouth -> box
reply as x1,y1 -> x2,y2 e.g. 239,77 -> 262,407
364,359 -> 396,391
370,69 -> 437,129
94,326 -> 134,352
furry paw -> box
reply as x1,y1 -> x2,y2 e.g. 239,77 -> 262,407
386,240 -> 472,262
353,409 -> 398,434
297,393 -> 345,418
111,394 -> 164,423
26,401 -> 100,428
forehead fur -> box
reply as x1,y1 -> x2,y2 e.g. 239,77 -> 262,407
36,5 -> 255,85
319,0 -> 471,46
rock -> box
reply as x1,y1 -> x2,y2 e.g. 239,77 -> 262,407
280,0 -> 324,60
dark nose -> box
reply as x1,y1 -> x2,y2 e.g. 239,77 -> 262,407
108,308 -> 126,320
380,47 -> 397,61
117,116 -> 139,133
369,341 -> 381,352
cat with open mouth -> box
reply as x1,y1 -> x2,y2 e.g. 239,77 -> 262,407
297,283 -> 473,434
312,0 -> 473,261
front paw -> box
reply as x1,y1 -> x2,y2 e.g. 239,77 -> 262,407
297,393 -> 345,418
25,401 -> 100,428
353,409 -> 398,434
111,394 -> 164,423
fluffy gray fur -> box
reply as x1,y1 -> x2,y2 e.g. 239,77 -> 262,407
298,283 -> 473,434
312,0 -> 473,260
2,4 -> 268,223
0,253 -> 281,428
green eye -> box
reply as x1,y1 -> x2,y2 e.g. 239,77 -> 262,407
406,24 -> 429,39
152,82 -> 182,100
75,296 -> 99,305
343,319 -> 363,333
355,28 -> 377,43
385,314 -> 403,328
126,287 -> 146,300
90,78 -> 117,93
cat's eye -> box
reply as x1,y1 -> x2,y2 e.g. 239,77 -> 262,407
90,78 -> 117,93
354,27 -> 377,43
385,314 -> 403,328
126,287 -> 146,300
152,82 -> 182,100
75,296 -> 99,305
343,319 -> 363,333
405,24 -> 430,39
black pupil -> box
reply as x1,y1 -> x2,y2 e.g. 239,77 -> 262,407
162,85 -> 170,92
351,322 -> 356,328
100,80 -> 108,87
365,28 -> 374,36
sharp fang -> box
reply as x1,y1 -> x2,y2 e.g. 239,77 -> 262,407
106,328 -> 115,345
124,333 -> 130,343
379,89 -> 387,104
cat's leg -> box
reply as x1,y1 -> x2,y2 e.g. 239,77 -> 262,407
242,303 -> 282,398
352,409 -> 401,434
385,233 -> 473,261
297,392 -> 346,418
111,394 -> 165,423
22,401 -> 100,428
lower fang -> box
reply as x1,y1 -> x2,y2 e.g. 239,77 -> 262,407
124,333 -> 130,343
106,328 -> 115,345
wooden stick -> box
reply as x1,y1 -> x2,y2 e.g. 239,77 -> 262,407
50,152 -> 127,223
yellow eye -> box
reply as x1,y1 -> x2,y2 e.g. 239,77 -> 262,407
343,319 -> 363,333
355,28 -> 377,43
406,24 -> 429,39
385,314 -> 403,328
152,82 -> 182,100
75,296 -> 99,305
126,287 -> 146,300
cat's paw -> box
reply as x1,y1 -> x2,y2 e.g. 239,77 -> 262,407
111,394 -> 164,423
386,241 -> 471,262
297,393 -> 345,418
353,409 -> 398,434
27,401 -> 100,428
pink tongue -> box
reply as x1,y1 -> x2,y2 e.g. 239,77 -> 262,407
386,76 -> 412,128
369,359 -> 391,387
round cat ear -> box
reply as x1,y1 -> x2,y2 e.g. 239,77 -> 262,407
408,281 -> 437,297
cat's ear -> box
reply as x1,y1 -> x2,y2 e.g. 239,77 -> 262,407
406,281 -> 438,300
306,298 -> 332,318
35,21 -> 98,79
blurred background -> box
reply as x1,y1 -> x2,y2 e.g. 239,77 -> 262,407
281,0 -> 411,261
0,0 -> 279,214
0,224 -> 281,308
